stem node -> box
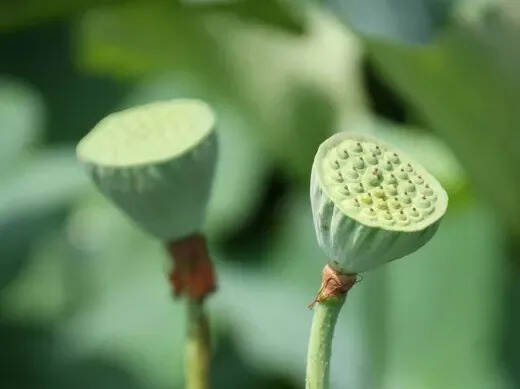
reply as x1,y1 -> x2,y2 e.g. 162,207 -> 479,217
167,234 -> 216,301
306,265 -> 357,389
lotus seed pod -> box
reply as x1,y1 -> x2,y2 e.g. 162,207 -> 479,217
76,99 -> 217,241
310,132 -> 448,273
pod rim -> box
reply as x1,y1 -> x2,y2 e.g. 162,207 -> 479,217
76,98 -> 216,169
312,131 -> 448,232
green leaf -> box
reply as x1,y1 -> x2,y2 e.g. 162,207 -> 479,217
0,148 -> 88,220
382,202 -> 507,388
326,0 -> 453,44
184,0 -> 305,34
366,5 -> 520,231
205,108 -> 272,238
0,77 -> 44,167
59,193 -> 185,387
77,1 -> 233,88
276,83 -> 336,181
0,148 -> 88,289
0,0 -> 111,31
0,235 -> 69,322
0,321 -> 144,389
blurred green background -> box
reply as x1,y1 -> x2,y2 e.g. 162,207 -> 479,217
1,0 -> 519,388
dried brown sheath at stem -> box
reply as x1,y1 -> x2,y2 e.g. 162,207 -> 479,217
167,234 -> 216,301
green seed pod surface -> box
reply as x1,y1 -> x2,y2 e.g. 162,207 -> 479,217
76,99 -> 217,241
310,132 -> 448,273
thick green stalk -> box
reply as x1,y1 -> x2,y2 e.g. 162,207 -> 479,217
185,300 -> 210,389
306,296 -> 346,389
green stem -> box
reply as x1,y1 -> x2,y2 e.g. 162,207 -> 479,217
306,296 -> 346,389
185,300 -> 210,389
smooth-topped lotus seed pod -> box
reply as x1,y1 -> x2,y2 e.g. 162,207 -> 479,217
310,132 -> 447,274
76,99 -> 217,241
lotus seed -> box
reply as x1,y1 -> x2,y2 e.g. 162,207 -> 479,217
374,187 -> 385,198
362,207 -> 377,219
405,182 -> 416,192
367,168 -> 382,186
417,197 -> 431,208
383,160 -> 393,171
385,185 -> 397,196
386,173 -> 397,185
353,142 -> 363,153
423,187 -> 434,196
336,142 -> 350,159
367,153 -> 378,165
386,152 -> 400,164
389,198 -> 401,209
333,172 -> 344,183
401,195 -> 412,204
345,198 -> 360,210
338,185 -> 351,196
344,170 -> 358,180
408,207 -> 420,217
352,183 -> 364,193
413,175 -> 424,185
398,168 -> 408,180
353,156 -> 365,170
375,200 -> 388,210
360,193 -> 373,205
330,159 -> 341,170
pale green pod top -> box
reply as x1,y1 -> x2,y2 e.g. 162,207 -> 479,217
310,132 -> 448,274
76,99 -> 217,241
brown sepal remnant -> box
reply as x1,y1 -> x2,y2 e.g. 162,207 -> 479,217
166,234 -> 216,301
308,265 -> 357,308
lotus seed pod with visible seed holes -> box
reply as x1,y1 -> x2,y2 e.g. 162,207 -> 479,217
76,99 -> 217,240
310,132 -> 448,273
